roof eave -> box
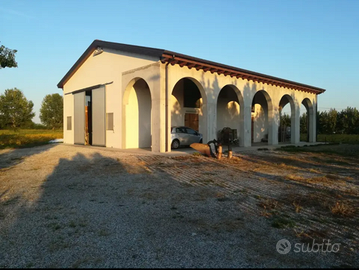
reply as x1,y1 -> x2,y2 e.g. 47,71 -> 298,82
58,40 -> 326,95
161,51 -> 325,95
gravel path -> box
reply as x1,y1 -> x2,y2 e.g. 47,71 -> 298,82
0,144 -> 357,268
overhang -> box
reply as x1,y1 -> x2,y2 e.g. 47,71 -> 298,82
161,52 -> 325,94
58,40 -> 325,94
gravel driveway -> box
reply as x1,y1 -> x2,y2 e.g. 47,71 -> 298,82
0,144 -> 358,268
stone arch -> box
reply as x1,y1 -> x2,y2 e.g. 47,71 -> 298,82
122,77 -> 152,149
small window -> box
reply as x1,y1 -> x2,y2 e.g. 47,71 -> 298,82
67,116 -> 72,130
106,113 -> 114,130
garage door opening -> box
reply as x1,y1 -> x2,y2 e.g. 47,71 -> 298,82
73,87 -> 106,146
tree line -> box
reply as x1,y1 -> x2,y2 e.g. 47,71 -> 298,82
281,107 -> 359,135
0,88 -> 63,130
1,43 -> 63,130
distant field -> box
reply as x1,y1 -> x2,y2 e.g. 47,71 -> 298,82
300,133 -> 359,144
0,129 -> 63,149
317,134 -> 359,143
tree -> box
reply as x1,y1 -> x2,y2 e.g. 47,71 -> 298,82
336,107 -> 359,134
0,43 -> 18,68
280,113 -> 291,127
0,88 -> 35,129
300,112 -> 307,134
40,93 -> 63,129
318,109 -> 337,134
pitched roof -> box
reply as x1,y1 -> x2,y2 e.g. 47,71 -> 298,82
57,40 -> 164,88
57,39 -> 325,94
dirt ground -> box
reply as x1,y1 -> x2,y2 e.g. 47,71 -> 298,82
0,143 -> 358,268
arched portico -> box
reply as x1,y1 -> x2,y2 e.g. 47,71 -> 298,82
122,78 -> 152,149
251,90 -> 274,145
216,85 -> 244,146
170,77 -> 207,147
279,94 -> 299,144
301,98 -> 315,142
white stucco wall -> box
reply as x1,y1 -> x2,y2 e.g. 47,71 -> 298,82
122,63 -> 164,152
62,48 -> 158,148
217,98 -> 240,140
124,79 -> 152,148
61,46 -> 319,152
171,79 -> 184,127
252,104 -> 268,143
63,93 -> 74,144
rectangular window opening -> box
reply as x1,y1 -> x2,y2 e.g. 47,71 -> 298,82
67,116 -> 72,130
106,113 -> 114,130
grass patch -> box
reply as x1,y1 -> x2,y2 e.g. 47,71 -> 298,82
317,134 -> 359,144
292,201 -> 302,213
98,229 -> 111,236
279,143 -> 359,158
2,196 -> 19,206
217,196 -> 231,202
68,221 -> 77,228
258,198 -> 280,211
48,238 -> 70,252
46,222 -> 62,231
285,174 -> 306,182
330,201 -> 356,217
271,216 -> 296,229
0,129 -> 63,149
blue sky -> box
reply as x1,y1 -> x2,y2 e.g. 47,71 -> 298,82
1,0 -> 358,123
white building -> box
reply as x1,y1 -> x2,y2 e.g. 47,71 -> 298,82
58,40 -> 325,152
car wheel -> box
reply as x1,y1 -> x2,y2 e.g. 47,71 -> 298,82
171,139 -> 180,149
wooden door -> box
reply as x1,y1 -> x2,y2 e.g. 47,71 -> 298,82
185,113 -> 199,132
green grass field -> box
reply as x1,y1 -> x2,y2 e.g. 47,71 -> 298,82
282,134 -> 359,157
300,133 -> 359,144
317,134 -> 359,144
0,129 -> 63,149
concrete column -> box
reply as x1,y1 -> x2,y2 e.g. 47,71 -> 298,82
151,76 -> 166,153
205,102 -> 216,143
242,104 -> 252,147
309,102 -> 316,143
291,101 -> 300,144
166,82 -> 172,152
268,104 -> 279,145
